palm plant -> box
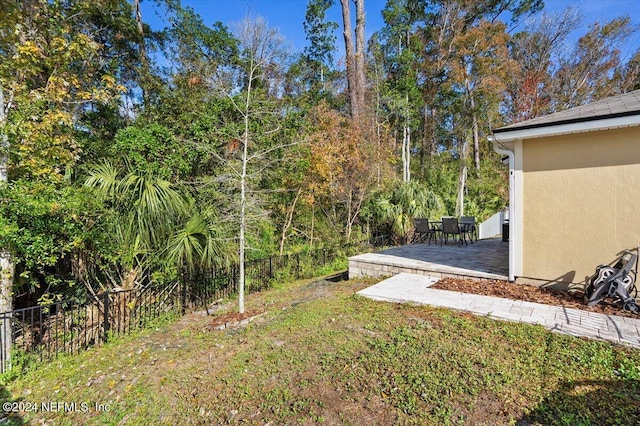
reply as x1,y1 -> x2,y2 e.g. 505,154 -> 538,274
85,162 -> 227,286
373,181 -> 444,243
165,212 -> 227,275
86,162 -> 189,249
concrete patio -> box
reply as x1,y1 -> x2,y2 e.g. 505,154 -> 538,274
349,238 -> 509,281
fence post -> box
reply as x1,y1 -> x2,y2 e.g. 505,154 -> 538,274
269,256 -> 273,279
0,312 -> 11,373
296,253 -> 301,278
102,292 -> 110,343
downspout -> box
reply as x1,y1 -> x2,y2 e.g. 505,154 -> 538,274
491,136 -> 515,282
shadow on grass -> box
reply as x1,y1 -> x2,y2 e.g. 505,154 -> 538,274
519,379 -> 640,426
0,384 -> 25,425
326,270 -> 349,282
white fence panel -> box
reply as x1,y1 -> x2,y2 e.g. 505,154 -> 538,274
479,211 -> 505,240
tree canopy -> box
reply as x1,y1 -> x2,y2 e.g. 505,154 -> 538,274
0,0 -> 638,309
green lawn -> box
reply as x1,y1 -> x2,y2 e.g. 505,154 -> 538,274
2,276 -> 640,425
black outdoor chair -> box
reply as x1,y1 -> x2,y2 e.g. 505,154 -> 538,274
413,218 -> 439,244
441,217 -> 466,246
460,216 -> 477,244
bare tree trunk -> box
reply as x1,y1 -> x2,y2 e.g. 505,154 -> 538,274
134,0 -> 149,105
225,16 -> 291,313
310,203 -> 315,251
457,135 -> 469,217
354,0 -> 365,117
0,84 -> 8,184
339,0 -> 366,121
373,48 -> 383,185
279,189 -> 301,255
340,0 -> 357,120
0,251 -> 13,373
238,61 -> 256,315
429,108 -> 438,156
0,83 -> 13,372
346,191 -> 353,241
470,93 -> 481,171
402,123 -> 411,183
134,0 -> 146,60
458,164 -> 467,217
347,188 -> 367,243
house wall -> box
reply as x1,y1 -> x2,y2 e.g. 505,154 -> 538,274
519,126 -> 640,289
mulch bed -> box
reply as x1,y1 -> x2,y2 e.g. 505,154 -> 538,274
205,309 -> 266,330
432,277 -> 640,319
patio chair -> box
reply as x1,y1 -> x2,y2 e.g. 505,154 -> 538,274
441,217 -> 466,246
460,216 -> 477,244
413,218 -> 438,244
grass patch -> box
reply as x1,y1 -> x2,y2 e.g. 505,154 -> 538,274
2,276 -> 640,425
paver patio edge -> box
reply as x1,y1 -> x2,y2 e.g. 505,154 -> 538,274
357,273 -> 640,349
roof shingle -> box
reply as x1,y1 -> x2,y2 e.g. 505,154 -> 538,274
494,89 -> 640,133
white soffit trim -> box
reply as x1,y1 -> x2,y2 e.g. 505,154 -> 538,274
490,115 -> 640,143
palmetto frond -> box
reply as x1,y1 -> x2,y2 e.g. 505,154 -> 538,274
166,213 -> 208,275
166,213 -> 231,274
84,161 -> 120,197
374,181 -> 444,239
121,171 -> 190,247
85,162 -> 229,276
86,163 -> 190,249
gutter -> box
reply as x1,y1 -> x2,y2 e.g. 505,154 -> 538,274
490,135 -> 516,282
489,114 -> 640,143
493,109 -> 640,134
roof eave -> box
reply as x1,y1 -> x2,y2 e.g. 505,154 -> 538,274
489,114 -> 640,143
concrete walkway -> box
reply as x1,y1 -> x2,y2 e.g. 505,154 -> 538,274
357,273 -> 640,349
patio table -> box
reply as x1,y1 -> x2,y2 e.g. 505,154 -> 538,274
418,219 -> 475,246
459,217 -> 477,244
427,221 -> 443,245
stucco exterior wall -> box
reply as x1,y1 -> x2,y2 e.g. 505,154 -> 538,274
520,127 -> 640,288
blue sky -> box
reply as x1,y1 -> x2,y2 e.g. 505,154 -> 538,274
142,0 -> 640,58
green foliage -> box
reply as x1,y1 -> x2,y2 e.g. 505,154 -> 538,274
1,0 -> 127,181
0,179 -> 108,295
463,154 -> 510,221
295,0 -> 340,103
165,212 -> 229,274
364,180 -> 445,241
553,16 -> 636,108
1,0 -> 637,313
0,348 -> 41,383
85,162 -> 232,276
85,162 -> 190,250
110,124 -> 200,180
303,0 -> 338,66
162,2 -> 239,74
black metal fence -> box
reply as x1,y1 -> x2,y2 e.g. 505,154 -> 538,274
0,236 -> 390,373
